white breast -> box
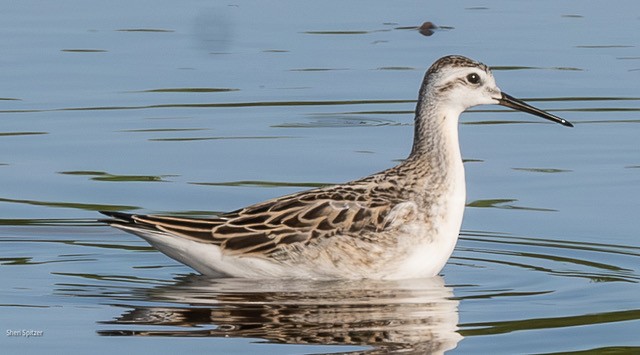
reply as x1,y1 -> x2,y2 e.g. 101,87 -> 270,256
387,156 -> 466,279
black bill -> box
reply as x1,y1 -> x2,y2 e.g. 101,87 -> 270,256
498,92 -> 573,127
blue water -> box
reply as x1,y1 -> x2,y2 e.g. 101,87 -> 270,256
1,1 -> 639,353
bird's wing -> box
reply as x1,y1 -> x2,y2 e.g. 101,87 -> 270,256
103,184 -> 406,257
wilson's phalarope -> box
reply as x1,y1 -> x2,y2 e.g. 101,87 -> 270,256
102,55 -> 572,279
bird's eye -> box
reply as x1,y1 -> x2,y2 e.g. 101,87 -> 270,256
466,73 -> 481,84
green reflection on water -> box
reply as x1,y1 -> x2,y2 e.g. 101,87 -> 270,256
120,128 -> 208,133
149,136 -> 296,142
56,99 -> 414,112
512,168 -> 572,173
136,88 -> 239,93
492,66 -> 583,71
290,68 -> 349,72
116,28 -> 174,33
0,197 -> 138,211
542,346 -> 640,354
376,66 -> 415,71
59,170 -> 175,182
53,272 -> 169,285
460,309 -> 640,336
1,233 -> 154,251
0,218 -> 97,226
191,180 -> 330,188
303,30 -> 371,35
63,241 -> 154,252
60,49 -> 107,52
555,108 -> 640,112
0,255 -> 95,266
339,110 -> 413,115
273,116 -> 397,128
0,131 -> 47,136
467,199 -> 557,212
576,45 -> 634,48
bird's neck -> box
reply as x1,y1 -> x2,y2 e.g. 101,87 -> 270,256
402,94 -> 466,212
409,96 -> 464,173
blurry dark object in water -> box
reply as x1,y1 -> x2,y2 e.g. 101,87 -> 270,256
395,22 -> 442,36
419,22 -> 438,36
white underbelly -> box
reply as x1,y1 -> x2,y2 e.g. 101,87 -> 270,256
388,163 -> 466,279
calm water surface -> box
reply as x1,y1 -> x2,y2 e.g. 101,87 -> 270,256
1,1 -> 639,354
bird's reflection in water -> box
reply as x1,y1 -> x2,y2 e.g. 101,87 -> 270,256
98,275 -> 462,354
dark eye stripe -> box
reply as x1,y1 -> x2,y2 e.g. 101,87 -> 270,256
437,74 -> 481,93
